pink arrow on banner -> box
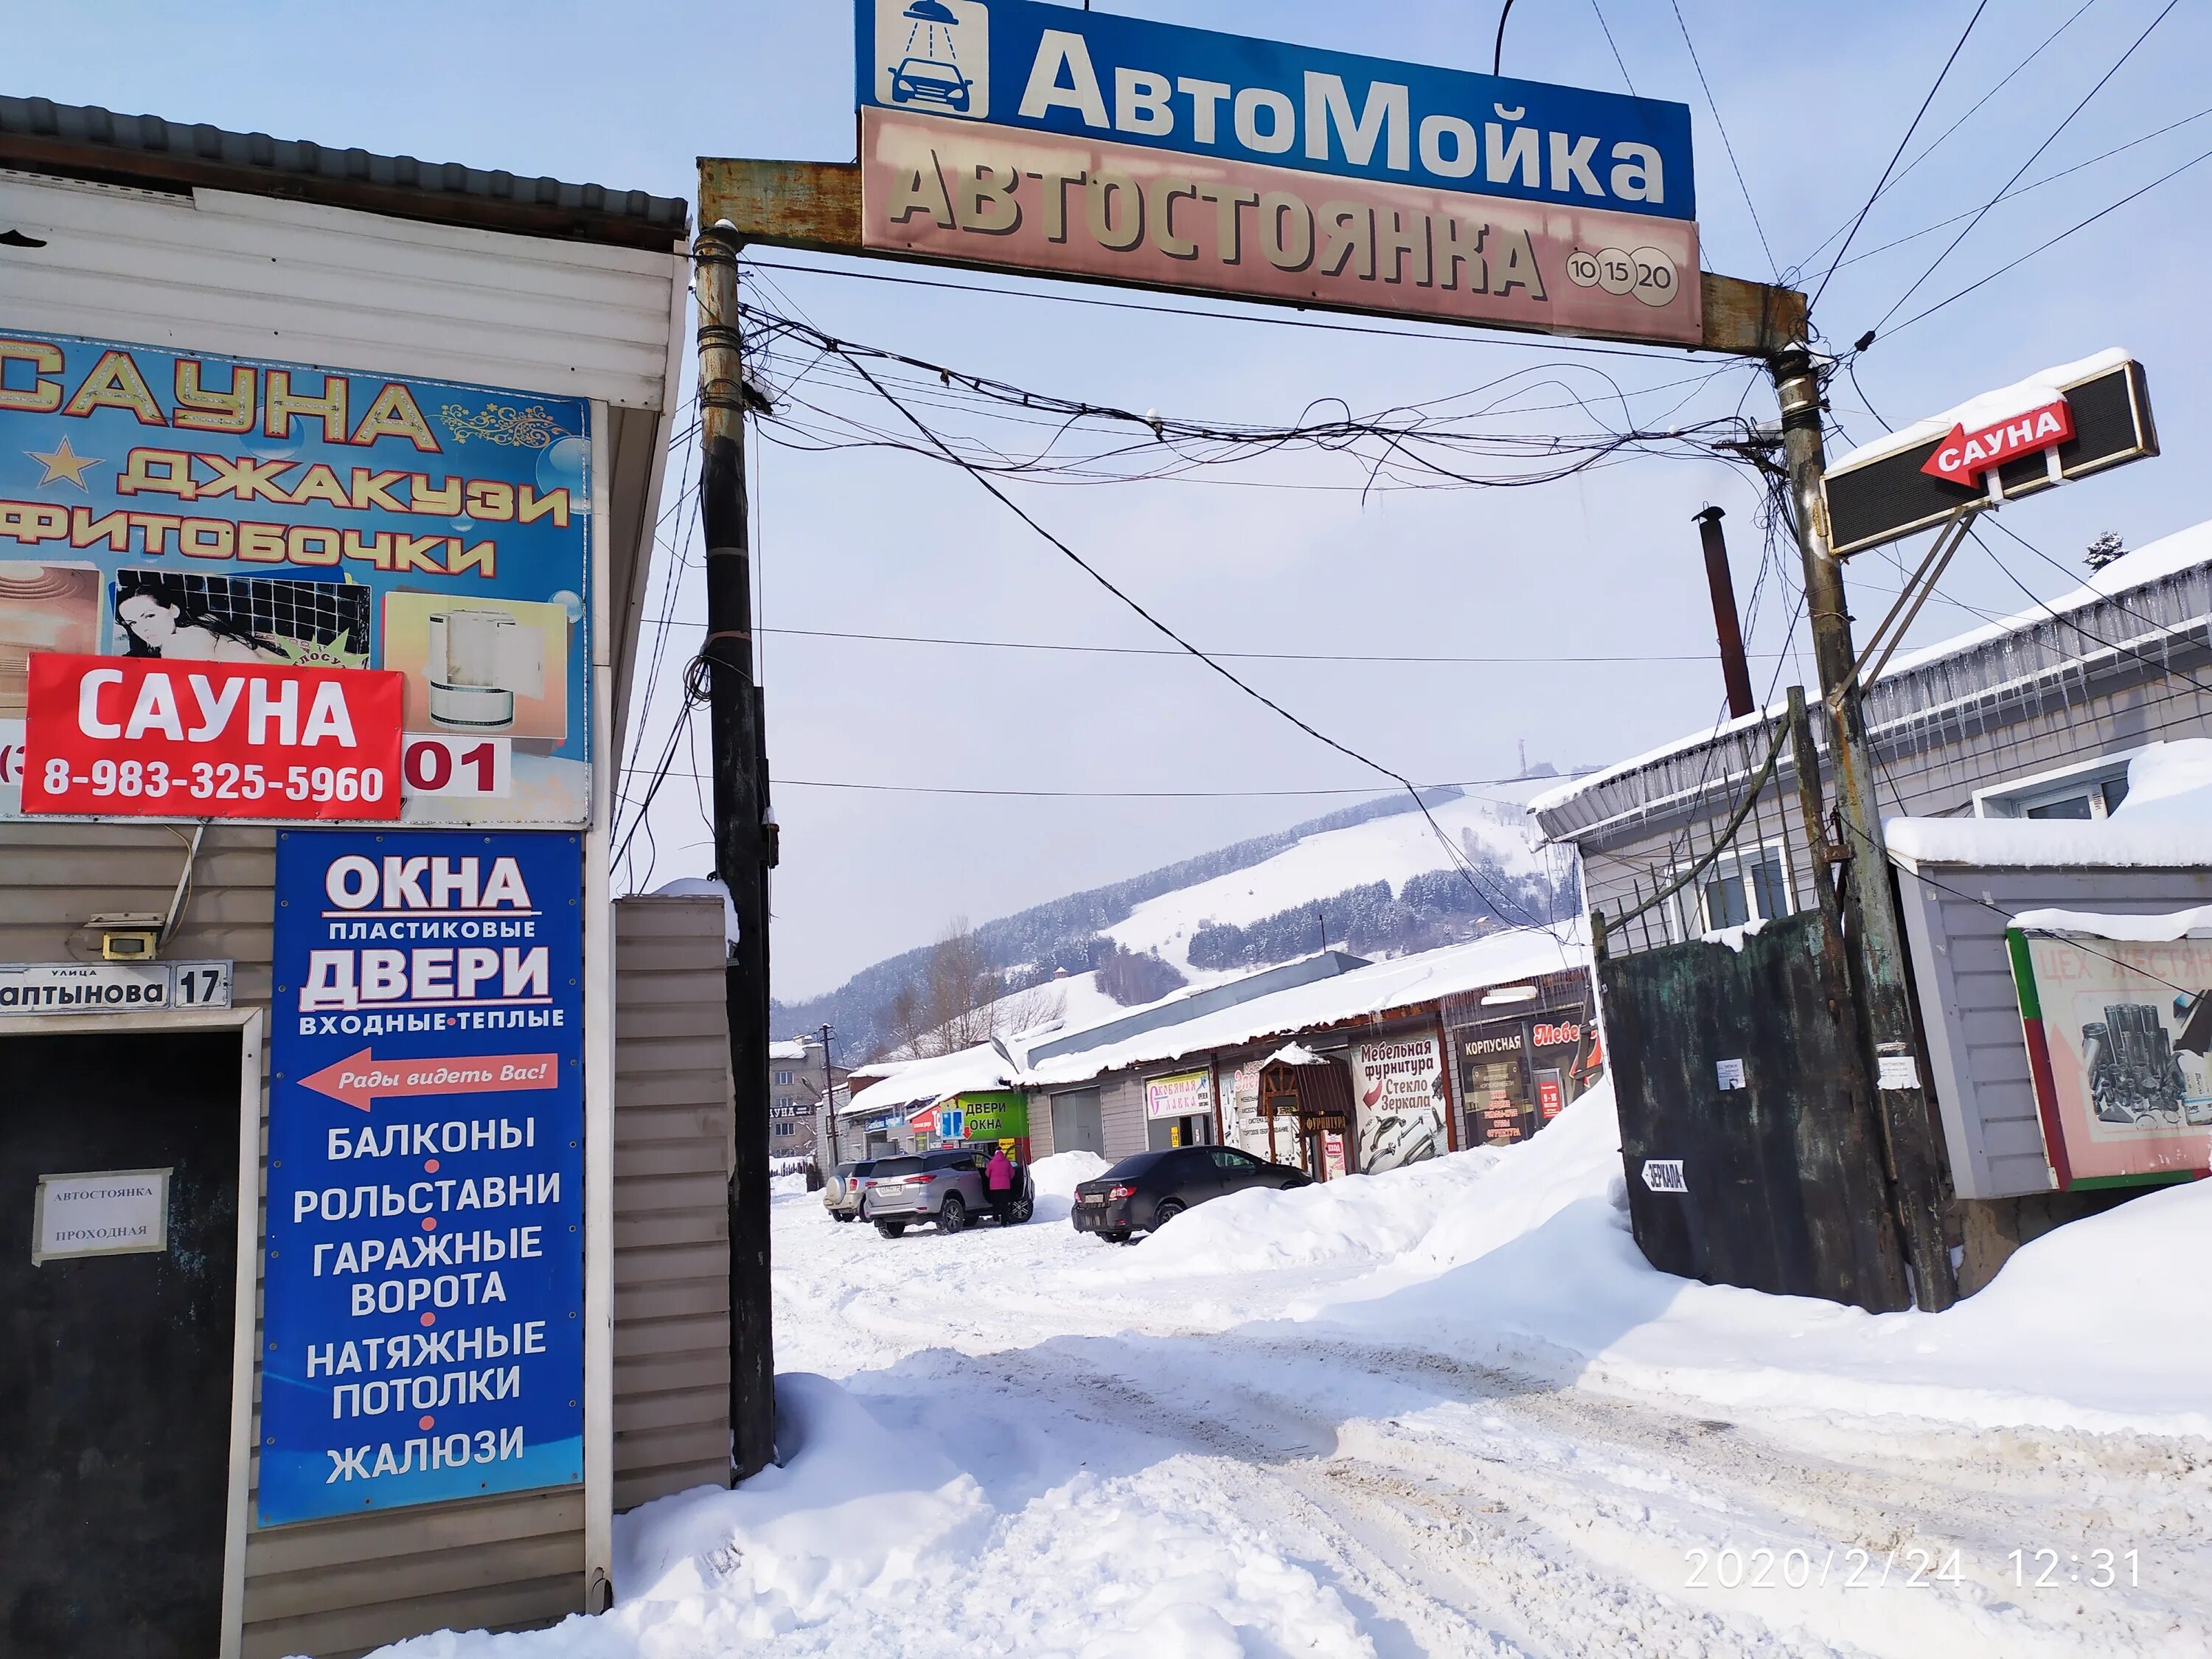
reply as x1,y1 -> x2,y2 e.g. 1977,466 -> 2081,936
297,1047 -> 560,1110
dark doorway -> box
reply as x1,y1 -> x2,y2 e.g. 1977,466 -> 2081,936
2,1028 -> 243,1658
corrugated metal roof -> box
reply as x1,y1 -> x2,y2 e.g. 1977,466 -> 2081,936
1534,527 -> 2212,845
0,95 -> 688,251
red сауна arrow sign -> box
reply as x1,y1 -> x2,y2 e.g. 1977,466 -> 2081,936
298,1047 -> 560,1111
1921,397 -> 2074,486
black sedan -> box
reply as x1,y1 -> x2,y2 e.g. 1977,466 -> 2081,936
1071,1144 -> 1311,1242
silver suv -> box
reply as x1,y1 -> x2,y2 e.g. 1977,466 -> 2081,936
821,1160 -> 876,1222
864,1149 -> 1032,1238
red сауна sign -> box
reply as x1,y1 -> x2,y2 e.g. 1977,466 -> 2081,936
1919,398 -> 2075,487
21,653 -> 403,819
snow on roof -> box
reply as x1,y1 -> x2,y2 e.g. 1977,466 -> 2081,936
841,1043 -> 1020,1119
1267,1042 -> 1326,1067
1024,925 -> 1587,1089
1531,515 -> 2212,823
1828,347 -> 2132,476
769,1039 -> 809,1062
1886,739 -> 2212,869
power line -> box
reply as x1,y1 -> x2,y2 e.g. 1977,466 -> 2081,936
633,617 -> 1795,665
1794,0 -> 2103,277
1669,0 -> 1776,277
823,335 -> 1557,934
1882,135 -> 2212,338
1806,0 -> 1989,319
613,771 -> 1569,801
1589,0 -> 1638,97
1871,0 -> 2178,333
1828,100 -> 2212,278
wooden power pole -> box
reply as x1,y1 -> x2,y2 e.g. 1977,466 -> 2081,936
695,225 -> 777,1477
1771,348 -> 1956,1312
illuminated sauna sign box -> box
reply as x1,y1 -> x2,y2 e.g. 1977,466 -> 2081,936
855,0 -> 1700,342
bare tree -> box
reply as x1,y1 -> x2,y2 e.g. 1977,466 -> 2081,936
925,919 -> 998,1054
874,919 -> 1009,1060
995,977 -> 1068,1037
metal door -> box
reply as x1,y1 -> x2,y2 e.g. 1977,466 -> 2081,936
1,1029 -> 241,1657
1050,1089 -> 1104,1156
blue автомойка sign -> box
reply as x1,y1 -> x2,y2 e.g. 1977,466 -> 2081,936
260,827 -> 584,1524
856,0 -> 1694,221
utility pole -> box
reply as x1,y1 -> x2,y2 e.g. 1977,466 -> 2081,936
818,1021 -> 839,1166
695,223 -> 777,1478
1771,348 -> 1956,1312
1694,506 -> 1756,720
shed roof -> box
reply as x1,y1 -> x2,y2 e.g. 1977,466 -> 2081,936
0,95 -> 688,251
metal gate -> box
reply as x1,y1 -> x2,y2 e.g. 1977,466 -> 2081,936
1601,909 -> 1910,1311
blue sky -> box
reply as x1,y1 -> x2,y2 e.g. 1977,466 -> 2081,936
16,1 -> 2212,998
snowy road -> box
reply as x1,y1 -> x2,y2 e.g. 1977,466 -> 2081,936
764,1188 -> 2212,1659
388,1098 -> 2212,1659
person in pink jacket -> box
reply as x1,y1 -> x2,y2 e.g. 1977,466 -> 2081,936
985,1146 -> 1015,1225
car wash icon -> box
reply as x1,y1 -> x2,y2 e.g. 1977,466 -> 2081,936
427,608 -> 543,731
879,0 -> 988,120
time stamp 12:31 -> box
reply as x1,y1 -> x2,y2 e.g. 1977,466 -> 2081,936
1683,1544 -> 2141,1590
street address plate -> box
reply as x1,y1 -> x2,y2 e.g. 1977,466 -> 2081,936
0,960 -> 232,1015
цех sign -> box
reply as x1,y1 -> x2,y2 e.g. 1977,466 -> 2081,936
857,0 -> 1699,342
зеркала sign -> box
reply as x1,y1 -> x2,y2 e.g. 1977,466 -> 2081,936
856,0 -> 1700,341
0,329 -> 591,824
259,828 -> 584,1525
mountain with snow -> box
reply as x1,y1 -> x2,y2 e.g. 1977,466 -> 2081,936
773,786 -> 1579,1060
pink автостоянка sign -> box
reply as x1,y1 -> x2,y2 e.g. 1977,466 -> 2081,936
863,109 -> 1702,344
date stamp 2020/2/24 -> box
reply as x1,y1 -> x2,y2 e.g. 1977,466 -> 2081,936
1685,1544 -> 2142,1591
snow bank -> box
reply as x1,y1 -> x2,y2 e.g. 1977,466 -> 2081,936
1028,1149 -> 1107,1222
1273,1081 -> 2212,1437
1117,1150 -> 1502,1276
374,1374 -> 990,1656
374,1371 -> 1371,1658
1072,1077 -> 2212,1436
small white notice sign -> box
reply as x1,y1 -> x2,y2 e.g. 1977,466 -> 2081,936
1642,1159 -> 1688,1193
32,1169 -> 171,1265
1877,1052 -> 1921,1091
1715,1057 -> 1746,1091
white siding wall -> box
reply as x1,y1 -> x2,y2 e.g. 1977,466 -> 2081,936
1,172 -> 678,409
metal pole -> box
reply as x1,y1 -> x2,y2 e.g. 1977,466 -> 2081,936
819,1022 -> 839,1166
1695,506 -> 1756,720
695,223 -> 778,1477
1771,349 -> 1956,1312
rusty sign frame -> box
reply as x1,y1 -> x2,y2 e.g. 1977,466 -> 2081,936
698,159 -> 1806,358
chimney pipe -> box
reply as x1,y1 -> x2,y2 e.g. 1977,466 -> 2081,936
1696,506 -> 1756,718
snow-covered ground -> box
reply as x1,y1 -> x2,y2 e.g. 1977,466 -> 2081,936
377,1089 -> 2212,1658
